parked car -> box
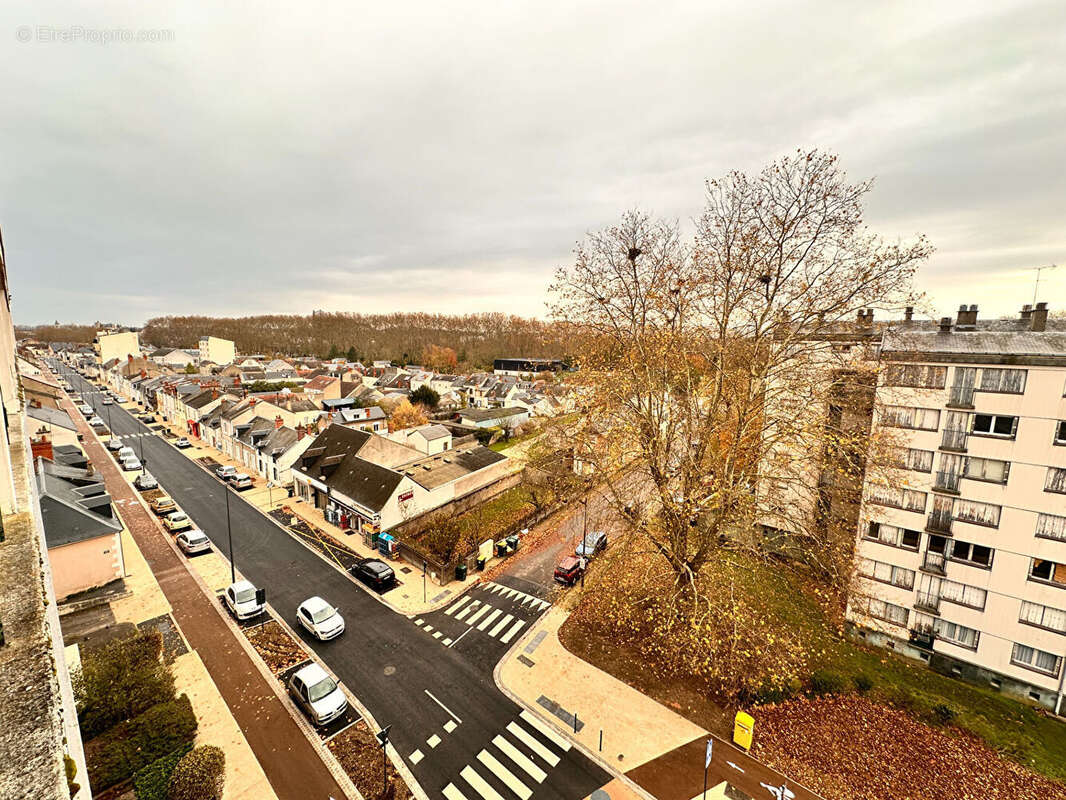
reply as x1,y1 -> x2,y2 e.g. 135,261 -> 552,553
121,456 -> 142,471
134,472 -> 158,490
117,446 -> 136,461
139,413 -> 156,423
575,531 -> 608,559
350,559 -> 396,592
88,416 -> 105,427
163,511 -> 192,532
232,473 -> 253,491
174,437 -> 191,449
216,465 -> 237,481
101,397 -> 113,405
150,496 -> 177,515
296,596 -> 345,641
106,437 -> 124,452
287,662 -> 347,726
77,404 -> 93,416
176,529 -> 211,555
223,580 -> 265,620
553,555 -> 585,586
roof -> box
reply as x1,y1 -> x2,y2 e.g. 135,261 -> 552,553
296,426 -> 407,512
27,405 -> 76,431
461,406 -> 529,423
37,461 -> 122,547
413,424 -> 450,441
883,328 -> 1066,365
398,446 -> 507,490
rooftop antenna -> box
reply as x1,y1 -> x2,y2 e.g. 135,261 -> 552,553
1031,264 -> 1058,305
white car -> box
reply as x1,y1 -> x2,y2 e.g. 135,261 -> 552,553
101,397 -> 113,405
121,456 -> 142,471
223,580 -> 265,620
174,437 -> 191,449
296,596 -> 345,641
88,416 -> 105,427
77,404 -> 93,415
117,446 -> 136,461
134,472 -> 158,490
176,529 -> 211,554
216,465 -> 237,481
288,662 -> 347,726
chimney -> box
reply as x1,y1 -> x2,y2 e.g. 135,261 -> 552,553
1020,303 -> 1033,322
938,317 -> 953,334
1031,302 -> 1049,332
275,415 -> 283,430
904,306 -> 914,322
296,424 -> 306,440
956,304 -> 978,328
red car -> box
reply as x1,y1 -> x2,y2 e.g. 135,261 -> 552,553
553,556 -> 585,586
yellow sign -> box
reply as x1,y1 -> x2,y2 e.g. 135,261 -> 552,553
733,711 -> 754,751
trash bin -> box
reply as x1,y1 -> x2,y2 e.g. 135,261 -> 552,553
506,534 -> 519,553
455,563 -> 468,581
495,541 -> 508,558
476,557 -> 487,571
287,486 -> 295,498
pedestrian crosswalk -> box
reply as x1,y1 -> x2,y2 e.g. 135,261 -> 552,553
483,582 -> 551,611
438,710 -> 572,800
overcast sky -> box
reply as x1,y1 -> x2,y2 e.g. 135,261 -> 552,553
2,1 -> 1064,326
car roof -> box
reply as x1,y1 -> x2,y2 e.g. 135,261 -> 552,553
558,556 -> 580,568
167,510 -> 187,517
229,579 -> 256,593
364,560 -> 392,573
182,529 -> 207,539
294,662 -> 330,684
300,596 -> 331,613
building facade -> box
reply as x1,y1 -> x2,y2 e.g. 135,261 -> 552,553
848,303 -> 1066,711
198,336 -> 236,366
93,329 -> 139,365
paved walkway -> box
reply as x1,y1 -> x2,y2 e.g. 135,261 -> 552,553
57,390 -> 347,800
498,609 -> 826,800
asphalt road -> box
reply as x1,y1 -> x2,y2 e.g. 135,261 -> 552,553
57,364 -> 609,800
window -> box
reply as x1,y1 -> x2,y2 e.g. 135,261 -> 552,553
868,485 -> 927,513
939,578 -> 987,610
857,596 -> 909,627
950,540 -> 993,568
1020,601 -> 1066,635
914,613 -> 981,649
963,456 -> 1010,484
979,368 -> 1027,394
1031,558 -> 1066,588
859,558 -> 915,590
894,447 -> 934,472
865,522 -> 921,551
1011,643 -> 1062,677
1036,513 -> 1066,542
971,414 -> 1017,437
884,364 -> 947,389
953,498 -> 1001,528
882,405 -> 941,431
1046,468 -> 1066,495
1056,421 -> 1066,445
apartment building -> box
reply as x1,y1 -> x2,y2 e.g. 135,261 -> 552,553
93,328 -> 139,365
848,302 -> 1066,711
198,335 -> 235,366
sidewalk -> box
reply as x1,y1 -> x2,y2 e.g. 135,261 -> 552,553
58,392 -> 348,800
497,609 -> 825,800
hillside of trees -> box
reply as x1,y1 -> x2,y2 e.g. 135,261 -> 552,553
139,312 -> 563,368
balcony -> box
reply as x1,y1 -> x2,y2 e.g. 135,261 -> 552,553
920,551 -> 947,576
909,627 -> 936,650
933,470 -> 961,494
915,592 -> 941,614
926,509 -> 953,535
940,428 -> 968,453
947,384 -> 975,409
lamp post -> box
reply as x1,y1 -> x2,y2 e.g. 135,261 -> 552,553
224,484 -> 236,584
580,489 -> 589,590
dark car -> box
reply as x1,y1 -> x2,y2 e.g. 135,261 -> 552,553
350,559 -> 396,592
553,556 -> 585,586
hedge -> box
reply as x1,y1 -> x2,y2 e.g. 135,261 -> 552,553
167,745 -> 226,800
133,744 -> 193,800
85,695 -> 198,790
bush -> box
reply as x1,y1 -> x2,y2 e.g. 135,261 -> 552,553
853,673 -> 874,693
167,746 -> 226,800
85,695 -> 197,790
808,669 -> 847,697
746,680 -> 798,705
933,703 -> 957,724
134,745 -> 193,800
75,630 -> 176,739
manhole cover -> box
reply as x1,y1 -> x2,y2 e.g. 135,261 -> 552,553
384,665 -> 396,676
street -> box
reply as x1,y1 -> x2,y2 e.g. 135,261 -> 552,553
58,364 -> 609,800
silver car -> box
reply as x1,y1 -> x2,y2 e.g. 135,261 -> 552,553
287,662 -> 347,726
176,529 -> 211,554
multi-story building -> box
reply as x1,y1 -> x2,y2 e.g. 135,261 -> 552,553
93,328 -> 139,365
198,335 -> 235,366
848,302 -> 1066,712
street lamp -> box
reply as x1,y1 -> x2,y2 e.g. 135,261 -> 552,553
224,484 -> 236,584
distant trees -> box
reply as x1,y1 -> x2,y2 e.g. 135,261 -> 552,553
410,385 -> 440,409
422,344 -> 458,372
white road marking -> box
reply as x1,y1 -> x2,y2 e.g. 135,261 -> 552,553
410,749 -> 424,765
466,604 -> 492,626
415,618 -> 425,625
424,689 -> 462,724
461,765 -> 506,800
455,600 -> 480,621
519,710 -> 572,751
443,784 -> 469,800
727,761 -> 745,773
487,583 -> 504,594
477,608 -> 502,631
499,619 -> 526,644
488,614 -> 513,638
502,588 -> 519,600
427,734 -> 441,748
443,638 -> 453,646
448,627 -> 473,648
492,735 -> 547,783
423,624 -> 434,633
444,720 -> 458,733
445,597 -> 471,616
506,722 -> 560,767
477,750 -> 532,800
433,631 -> 443,639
